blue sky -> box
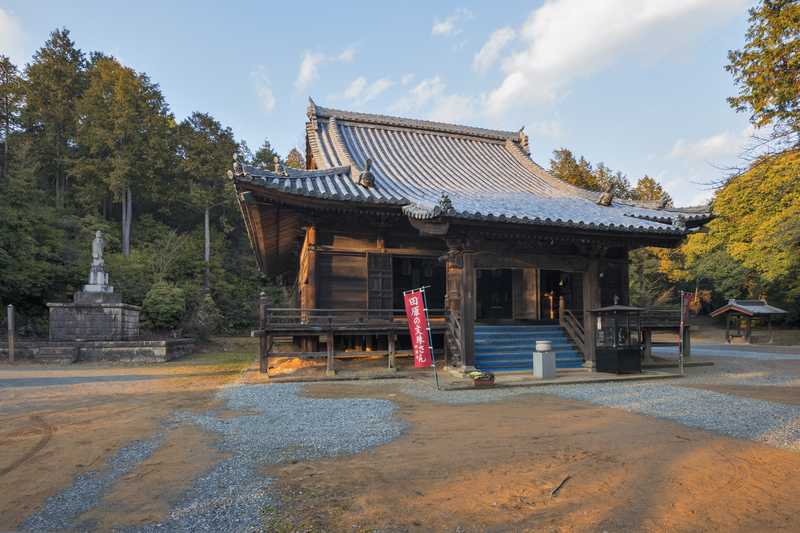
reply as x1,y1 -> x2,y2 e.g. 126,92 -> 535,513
1,0 -> 756,206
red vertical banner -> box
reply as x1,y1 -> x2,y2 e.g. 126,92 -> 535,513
403,289 -> 433,368
681,292 -> 693,323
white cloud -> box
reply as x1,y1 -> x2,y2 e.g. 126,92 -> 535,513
390,76 -> 446,113
528,119 -> 563,139
401,73 -> 415,86
337,46 -> 356,63
485,0 -> 749,115
344,77 -> 367,100
295,51 -> 325,91
0,8 -> 26,64
294,47 -> 357,91
428,94 -> 477,124
342,76 -> 394,104
473,27 -> 515,73
432,8 -> 473,37
670,126 -> 755,160
389,75 -> 479,125
251,67 -> 277,112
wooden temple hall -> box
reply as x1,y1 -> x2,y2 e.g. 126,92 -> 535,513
232,99 -> 711,374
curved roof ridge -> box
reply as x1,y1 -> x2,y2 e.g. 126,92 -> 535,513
308,98 -> 517,141
502,137 -> 600,202
242,162 -> 352,179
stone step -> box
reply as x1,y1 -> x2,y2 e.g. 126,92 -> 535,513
33,345 -> 78,363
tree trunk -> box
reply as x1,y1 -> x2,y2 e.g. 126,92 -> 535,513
204,206 -> 210,291
122,186 -> 132,257
2,106 -> 8,181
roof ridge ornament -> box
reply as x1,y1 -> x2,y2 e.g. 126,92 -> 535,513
273,155 -> 287,176
358,158 -> 375,188
518,127 -> 530,155
438,192 -> 454,214
232,153 -> 244,177
597,183 -> 614,207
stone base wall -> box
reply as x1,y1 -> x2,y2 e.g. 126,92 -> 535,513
1,339 -> 194,363
48,303 -> 140,341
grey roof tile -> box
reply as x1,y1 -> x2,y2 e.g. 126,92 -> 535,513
237,101 -> 712,235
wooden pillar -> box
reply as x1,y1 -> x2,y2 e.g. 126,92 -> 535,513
619,252 -> 630,305
582,258 -> 601,367
326,330 -> 336,376
642,328 -> 653,361
460,251 -> 476,369
725,315 -> 731,343
683,326 -> 691,358
558,296 -> 566,326
388,333 -> 396,370
768,315 -> 773,344
258,292 -> 269,374
301,226 -> 318,351
7,304 -> 15,363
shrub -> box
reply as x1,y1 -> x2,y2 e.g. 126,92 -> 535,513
142,282 -> 186,331
190,292 -> 224,340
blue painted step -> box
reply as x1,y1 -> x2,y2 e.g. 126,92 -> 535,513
473,324 -> 584,372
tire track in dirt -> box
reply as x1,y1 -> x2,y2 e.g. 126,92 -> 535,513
0,415 -> 53,478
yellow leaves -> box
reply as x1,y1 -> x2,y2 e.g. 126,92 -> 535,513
680,150 -> 800,288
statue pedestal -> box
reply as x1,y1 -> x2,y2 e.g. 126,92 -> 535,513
48,292 -> 140,341
47,230 -> 141,342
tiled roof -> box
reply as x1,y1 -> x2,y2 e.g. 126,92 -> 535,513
235,99 -> 712,235
710,299 -> 788,317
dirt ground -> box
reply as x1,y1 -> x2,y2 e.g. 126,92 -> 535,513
3,341 -> 800,532
267,380 -> 800,532
0,339 -> 252,529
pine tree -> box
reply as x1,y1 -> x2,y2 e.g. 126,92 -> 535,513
22,28 -> 86,209
727,0 -> 800,145
0,55 -> 23,181
176,112 -> 238,290
72,55 -> 174,256
285,147 -> 304,169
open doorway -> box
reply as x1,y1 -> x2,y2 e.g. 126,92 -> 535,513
392,256 -> 445,310
539,270 -> 583,321
476,268 -> 513,320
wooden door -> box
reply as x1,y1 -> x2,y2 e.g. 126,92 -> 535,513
367,252 -> 393,317
512,268 -> 539,320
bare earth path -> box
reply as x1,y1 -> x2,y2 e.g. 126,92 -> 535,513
2,344 -> 800,532
0,348 -> 251,530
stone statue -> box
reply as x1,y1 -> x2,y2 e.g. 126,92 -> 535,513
85,230 -> 111,292
92,230 -> 105,265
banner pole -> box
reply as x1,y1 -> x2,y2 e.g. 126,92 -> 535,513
421,287 -> 440,390
679,291 -> 686,376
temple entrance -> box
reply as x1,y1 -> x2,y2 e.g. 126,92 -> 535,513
392,256 -> 446,310
539,270 -> 583,321
476,268 -> 513,320
476,268 -> 540,322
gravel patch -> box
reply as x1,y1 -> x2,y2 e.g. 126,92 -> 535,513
128,383 -> 404,533
20,383 -> 404,532
399,361 -> 800,451
654,345 -> 800,361
21,433 -> 166,532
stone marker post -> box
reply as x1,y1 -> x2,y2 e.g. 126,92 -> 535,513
7,304 -> 15,363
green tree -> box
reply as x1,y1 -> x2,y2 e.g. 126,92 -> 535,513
285,147 -> 304,169
252,138 -> 280,168
0,139 -> 74,317
549,148 -> 597,190
72,55 -> 174,256
0,55 -> 23,181
22,28 -> 86,209
727,0 -> 800,143
593,163 -> 632,198
631,175 -> 672,205
176,112 -> 238,291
